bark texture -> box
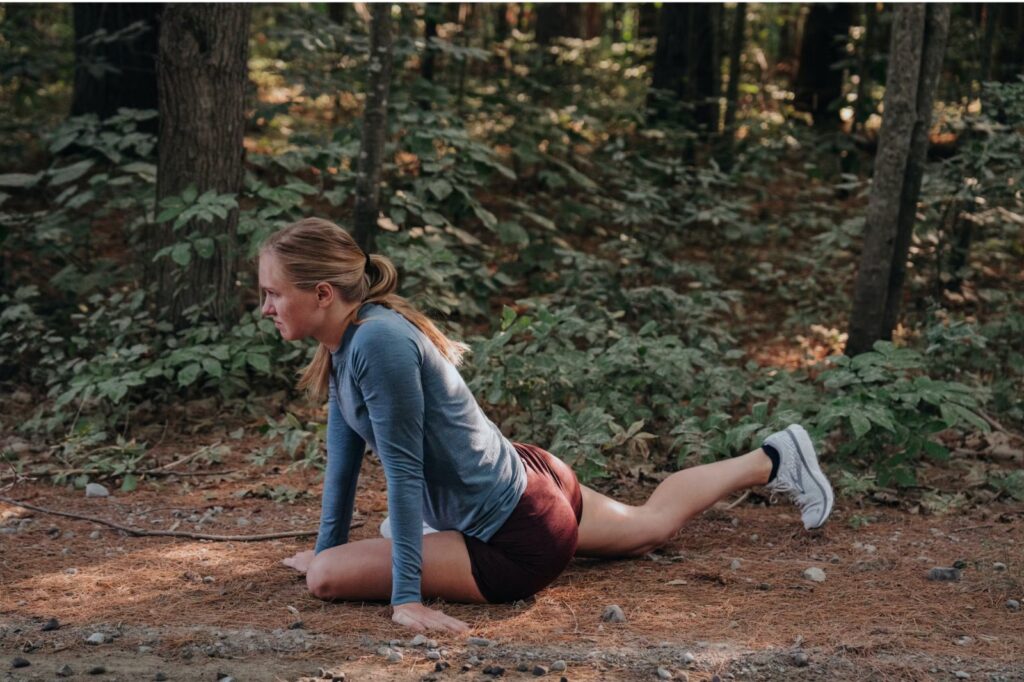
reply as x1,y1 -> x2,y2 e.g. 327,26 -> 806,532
648,4 -> 721,132
847,4 -> 951,356
72,3 -> 163,131
793,3 -> 853,128
152,4 -> 250,327
352,4 -> 394,255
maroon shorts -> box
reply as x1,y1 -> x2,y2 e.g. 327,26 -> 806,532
464,442 -> 583,603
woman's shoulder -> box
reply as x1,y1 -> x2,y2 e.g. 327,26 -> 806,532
350,305 -> 423,358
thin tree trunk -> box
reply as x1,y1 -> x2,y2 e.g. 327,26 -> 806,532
720,3 -> 747,169
880,4 -> 951,335
853,2 -> 878,134
152,4 -> 250,327
637,3 -> 658,40
693,4 -> 722,132
421,3 -> 439,83
352,3 -> 394,254
535,3 -> 582,45
846,4 -> 950,356
794,3 -> 853,128
327,3 -> 347,26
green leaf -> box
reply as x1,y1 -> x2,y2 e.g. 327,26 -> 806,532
171,242 -> 192,266
121,473 -> 138,493
427,178 -> 453,201
201,358 -> 223,378
50,159 -> 95,186
181,185 -> 198,204
193,237 -> 215,259
849,412 -> 871,439
177,363 -> 202,386
0,172 -> 43,188
472,204 -> 498,230
247,353 -> 271,373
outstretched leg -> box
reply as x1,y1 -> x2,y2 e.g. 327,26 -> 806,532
305,530 -> 488,603
576,449 -> 772,558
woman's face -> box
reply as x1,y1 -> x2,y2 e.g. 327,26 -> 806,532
258,252 -> 321,342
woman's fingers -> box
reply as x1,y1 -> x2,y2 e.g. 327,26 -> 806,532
392,603 -> 470,633
282,549 -> 314,574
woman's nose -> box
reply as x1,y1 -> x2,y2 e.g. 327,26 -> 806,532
261,300 -> 274,316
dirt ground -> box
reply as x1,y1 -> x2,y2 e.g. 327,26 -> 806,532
2,441 -> 1023,682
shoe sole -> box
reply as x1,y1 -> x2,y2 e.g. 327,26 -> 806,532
785,425 -> 834,529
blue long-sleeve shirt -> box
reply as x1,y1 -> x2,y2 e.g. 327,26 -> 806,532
314,303 -> 527,605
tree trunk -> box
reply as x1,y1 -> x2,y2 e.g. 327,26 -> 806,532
846,4 -> 951,356
693,4 -> 722,132
535,3 -> 582,45
853,2 -> 878,133
793,3 -> 853,128
581,3 -> 603,40
610,3 -> 623,43
994,4 -> 1024,82
327,3 -> 347,26
648,4 -> 720,133
421,3 -> 440,83
649,3 -> 689,105
72,3 -> 163,131
352,3 -> 394,255
637,3 -> 659,40
152,4 -> 250,327
720,3 -> 747,169
493,3 -> 511,42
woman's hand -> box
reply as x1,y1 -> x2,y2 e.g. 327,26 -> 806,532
392,602 -> 469,633
282,549 -> 315,574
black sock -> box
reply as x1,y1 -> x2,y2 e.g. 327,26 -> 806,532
763,443 -> 780,483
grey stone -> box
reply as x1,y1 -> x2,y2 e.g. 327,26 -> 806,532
434,662 -> 449,673
927,567 -> 961,581
729,559 -> 742,571
11,657 -> 29,668
89,530 -> 101,539
533,665 -> 549,676
467,636 -> 494,646
483,665 -> 505,676
792,652 -> 809,667
155,673 -> 168,681
56,664 -> 73,677
426,650 -> 441,660
468,655 -> 481,666
409,634 -> 428,647
551,660 -> 567,672
682,652 -> 696,665
85,483 -> 109,498
1006,599 -> 1020,611
954,672 -> 970,679
601,604 -> 627,623
217,676 -> 235,682
85,632 -> 106,645
138,645 -> 153,654
955,636 -> 974,646
376,646 -> 392,657
802,567 -> 826,582
993,562 -> 1007,571
41,618 -> 59,631
657,667 -> 673,680
387,651 -> 404,663
88,665 -> 107,675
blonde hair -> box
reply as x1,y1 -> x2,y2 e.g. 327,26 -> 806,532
259,218 -> 469,401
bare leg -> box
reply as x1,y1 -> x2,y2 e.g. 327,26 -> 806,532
576,449 -> 772,558
305,530 -> 487,603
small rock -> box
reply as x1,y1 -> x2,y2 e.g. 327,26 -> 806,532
657,667 -> 673,680
954,635 -> 974,646
792,652 -> 809,667
409,634 -> 429,647
202,575 -> 215,584
64,567 -> 79,575
729,559 -> 741,571
749,534 -> 759,542
1006,599 -> 1020,611
11,657 -> 30,668
927,567 -> 961,581
56,664 -> 73,677
434,662 -> 450,672
954,672 -> 970,679
85,632 -> 106,645
387,651 -> 403,663
389,639 -> 403,648
88,665 -> 107,675
41,617 -> 60,631
89,530 -> 101,539
426,650 -> 441,660
85,483 -> 109,498
601,604 -> 627,623
427,639 -> 438,649
288,621 -> 304,630
993,562 -> 1007,572
551,660 -> 567,672
756,582 -> 772,591
217,676 -> 235,682
155,673 -> 168,681
483,664 -> 505,676
533,664 -> 549,676
236,517 -> 250,527
682,652 -> 696,665
802,567 -> 826,583
468,655 -> 482,666
461,664 -> 472,672
467,636 -> 494,647
138,645 -> 153,654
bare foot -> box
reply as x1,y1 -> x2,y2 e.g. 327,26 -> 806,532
282,549 -> 314,574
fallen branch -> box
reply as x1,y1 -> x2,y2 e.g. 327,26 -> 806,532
0,495 -> 363,542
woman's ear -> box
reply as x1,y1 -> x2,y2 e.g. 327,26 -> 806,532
314,282 -> 335,307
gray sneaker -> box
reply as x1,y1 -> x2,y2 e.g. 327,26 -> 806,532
763,424 -> 834,530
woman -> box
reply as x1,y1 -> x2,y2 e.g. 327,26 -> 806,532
263,218 -> 834,633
